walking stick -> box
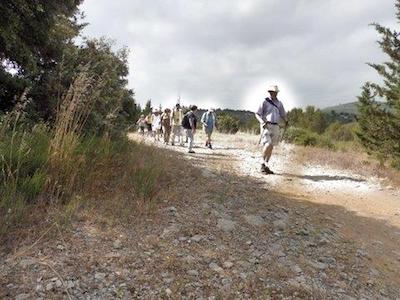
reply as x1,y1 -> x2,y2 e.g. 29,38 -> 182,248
280,121 -> 289,142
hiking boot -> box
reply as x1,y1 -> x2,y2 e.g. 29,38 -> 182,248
261,164 -> 274,174
260,163 -> 267,173
208,143 -> 212,149
188,150 -> 195,154
205,141 -> 209,147
265,166 -> 274,174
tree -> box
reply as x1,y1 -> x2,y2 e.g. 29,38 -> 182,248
0,1 -> 83,113
217,113 -> 240,134
142,99 -> 152,116
71,38 -> 139,135
287,107 -> 303,127
286,106 -> 329,134
357,0 -> 400,167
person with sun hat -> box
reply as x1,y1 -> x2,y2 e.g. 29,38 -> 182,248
255,85 -> 288,174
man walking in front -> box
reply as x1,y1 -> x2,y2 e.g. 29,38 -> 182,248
255,85 -> 287,174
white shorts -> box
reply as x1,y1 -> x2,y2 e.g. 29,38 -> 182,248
260,124 -> 280,146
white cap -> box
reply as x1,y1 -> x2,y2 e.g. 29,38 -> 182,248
267,85 -> 280,93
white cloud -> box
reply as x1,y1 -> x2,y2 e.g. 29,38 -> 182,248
80,0 -> 397,111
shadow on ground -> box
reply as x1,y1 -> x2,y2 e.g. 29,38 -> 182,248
277,172 -> 366,183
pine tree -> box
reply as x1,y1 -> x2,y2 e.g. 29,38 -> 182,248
142,99 -> 152,115
0,0 -> 83,113
357,0 -> 400,168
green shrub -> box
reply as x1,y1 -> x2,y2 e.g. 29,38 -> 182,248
285,127 -> 316,146
285,127 -> 335,149
19,170 -> 47,202
217,114 -> 240,134
325,122 -> 357,142
242,118 -> 260,134
0,121 -> 50,234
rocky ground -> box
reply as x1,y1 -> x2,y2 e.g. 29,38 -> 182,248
1,132 -> 400,299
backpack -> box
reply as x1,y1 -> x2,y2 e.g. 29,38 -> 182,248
181,113 -> 191,129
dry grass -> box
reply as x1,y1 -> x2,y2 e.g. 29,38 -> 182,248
46,68 -> 103,203
75,139 -> 172,223
293,145 -> 400,187
0,68 -> 169,244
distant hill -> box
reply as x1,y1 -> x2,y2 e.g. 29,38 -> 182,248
192,102 -> 363,131
196,108 -> 255,124
194,108 -> 257,132
322,102 -> 359,115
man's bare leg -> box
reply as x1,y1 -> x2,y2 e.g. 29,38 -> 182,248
207,133 -> 212,148
261,144 -> 274,174
262,144 -> 273,162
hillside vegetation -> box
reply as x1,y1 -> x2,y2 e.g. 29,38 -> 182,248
322,102 -> 359,115
0,1 -> 148,239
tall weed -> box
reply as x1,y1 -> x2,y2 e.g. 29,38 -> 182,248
1,68 -> 167,236
0,121 -> 49,234
46,68 -> 103,203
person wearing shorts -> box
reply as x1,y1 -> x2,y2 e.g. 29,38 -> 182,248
255,85 -> 288,174
136,114 -> 146,135
201,108 -> 217,149
152,109 -> 162,141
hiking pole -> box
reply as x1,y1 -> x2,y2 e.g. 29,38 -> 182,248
280,121 -> 289,143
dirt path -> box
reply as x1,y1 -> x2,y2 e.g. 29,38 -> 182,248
1,132 -> 400,299
133,131 -> 400,296
141,131 -> 400,227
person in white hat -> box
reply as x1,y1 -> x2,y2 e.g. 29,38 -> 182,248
152,108 -> 162,141
254,85 -> 288,174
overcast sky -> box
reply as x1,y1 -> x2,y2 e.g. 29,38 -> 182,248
80,0 -> 396,111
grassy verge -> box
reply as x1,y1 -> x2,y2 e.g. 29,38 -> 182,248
1,68 -> 171,247
0,118 -> 170,242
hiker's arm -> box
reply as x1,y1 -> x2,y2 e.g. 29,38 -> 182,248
255,102 -> 266,126
279,103 -> 288,125
255,113 -> 265,126
201,113 -> 207,126
189,117 -> 196,132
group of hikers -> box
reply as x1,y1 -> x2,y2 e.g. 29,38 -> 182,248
136,84 -> 287,175
136,103 -> 217,153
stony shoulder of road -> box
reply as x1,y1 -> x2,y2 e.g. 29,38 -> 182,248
1,133 -> 400,299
